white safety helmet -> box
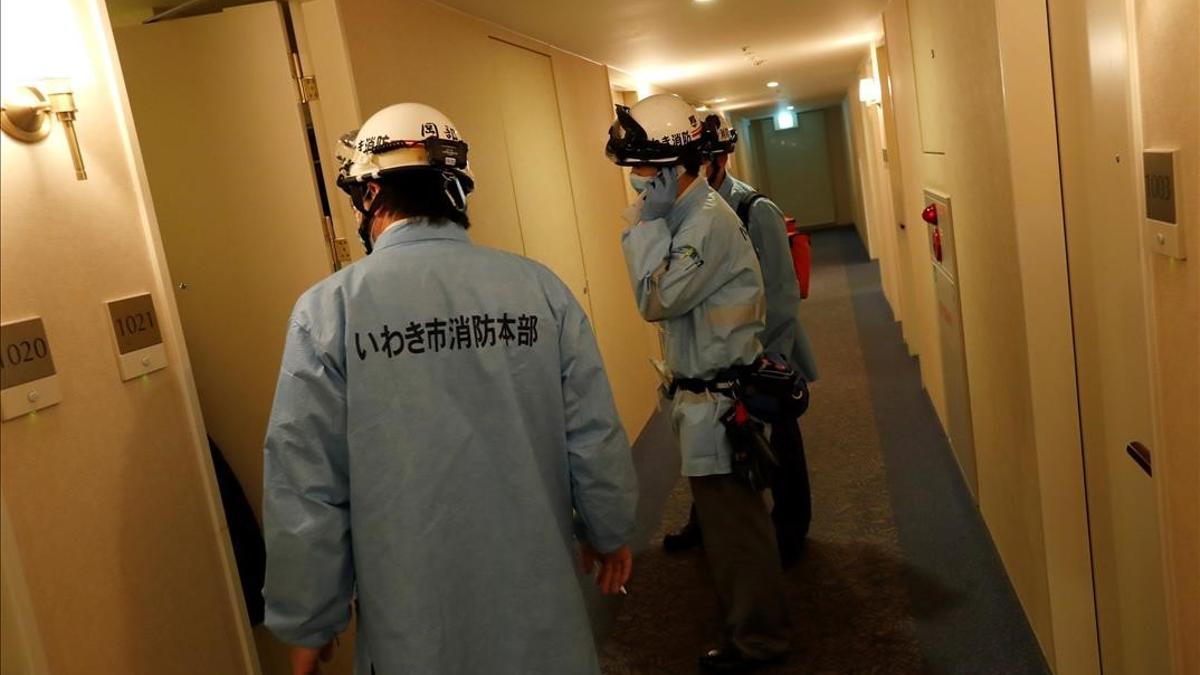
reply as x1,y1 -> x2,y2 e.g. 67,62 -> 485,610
606,93 -> 704,166
699,110 -> 737,156
336,102 -> 475,201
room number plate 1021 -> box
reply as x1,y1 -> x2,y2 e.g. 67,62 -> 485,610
106,294 -> 167,381
0,317 -> 63,421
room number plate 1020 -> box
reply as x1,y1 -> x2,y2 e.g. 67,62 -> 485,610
106,293 -> 167,381
0,317 -> 62,421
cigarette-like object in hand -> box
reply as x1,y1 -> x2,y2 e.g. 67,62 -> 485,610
592,560 -> 629,595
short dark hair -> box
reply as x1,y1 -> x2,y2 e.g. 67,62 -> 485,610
680,145 -> 705,177
370,169 -> 470,228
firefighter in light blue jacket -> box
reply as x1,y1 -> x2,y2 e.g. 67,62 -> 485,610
608,94 -> 790,672
263,103 -> 637,675
664,111 -> 818,566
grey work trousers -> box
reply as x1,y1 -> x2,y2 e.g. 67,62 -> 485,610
690,473 -> 791,659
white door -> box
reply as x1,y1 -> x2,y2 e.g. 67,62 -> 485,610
1046,0 -> 1170,671
489,37 -> 593,317
117,6 -> 349,674
116,2 -> 333,519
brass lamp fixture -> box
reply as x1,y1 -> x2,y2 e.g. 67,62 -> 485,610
1,79 -> 87,180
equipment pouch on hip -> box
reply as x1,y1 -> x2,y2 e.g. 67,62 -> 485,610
721,400 -> 779,492
739,353 -> 809,420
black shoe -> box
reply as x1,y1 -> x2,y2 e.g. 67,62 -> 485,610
699,647 -> 786,673
778,538 -> 806,570
663,518 -> 702,552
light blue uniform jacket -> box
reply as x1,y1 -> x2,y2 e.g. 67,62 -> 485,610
263,220 -> 637,675
621,179 -> 765,477
717,175 -> 819,382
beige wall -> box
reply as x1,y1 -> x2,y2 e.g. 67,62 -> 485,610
2,497 -> 51,675
316,0 -> 661,439
871,16 -> 942,416
727,106 -> 852,229
748,118 -> 775,196
845,89 -> 876,256
752,111 -> 837,227
870,0 -> 1057,660
1133,0 -> 1200,671
869,0 -> 1199,669
554,51 -> 666,433
0,1 -> 255,673
726,115 -> 759,190
851,53 -> 906,316
875,43 -> 920,351
824,105 -> 855,226
841,98 -> 869,250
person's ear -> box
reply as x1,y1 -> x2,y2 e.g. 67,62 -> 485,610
363,181 -> 381,210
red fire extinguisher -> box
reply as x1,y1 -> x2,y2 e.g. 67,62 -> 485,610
785,216 -> 812,299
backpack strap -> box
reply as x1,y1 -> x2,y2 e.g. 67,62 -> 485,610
737,192 -> 768,227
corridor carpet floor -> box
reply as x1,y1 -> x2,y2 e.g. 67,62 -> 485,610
594,227 -> 1047,674
836,230 -> 1050,675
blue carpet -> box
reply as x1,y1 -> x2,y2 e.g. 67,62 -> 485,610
831,229 -> 1050,674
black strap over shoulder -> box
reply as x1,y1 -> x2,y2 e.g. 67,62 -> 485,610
736,192 -> 768,227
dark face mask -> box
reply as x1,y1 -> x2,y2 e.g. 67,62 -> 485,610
351,185 -> 380,255
356,208 -> 374,254
707,157 -> 726,189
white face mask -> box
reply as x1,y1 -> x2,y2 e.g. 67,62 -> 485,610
628,172 -> 656,194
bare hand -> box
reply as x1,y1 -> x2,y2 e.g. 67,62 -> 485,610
290,642 -> 335,675
580,542 -> 633,595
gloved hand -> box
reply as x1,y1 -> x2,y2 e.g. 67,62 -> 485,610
640,166 -> 680,222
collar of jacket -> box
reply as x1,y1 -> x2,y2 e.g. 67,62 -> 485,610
715,172 -> 749,206
373,218 -> 470,251
665,175 -> 713,234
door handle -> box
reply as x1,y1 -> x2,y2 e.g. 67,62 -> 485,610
177,282 -> 189,291
1126,441 -> 1152,477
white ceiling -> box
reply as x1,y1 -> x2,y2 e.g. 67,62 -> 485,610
436,0 -> 886,118
107,0 -> 885,117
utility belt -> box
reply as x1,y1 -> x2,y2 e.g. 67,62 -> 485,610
669,367 -> 745,398
669,354 -> 809,420
670,354 -> 810,491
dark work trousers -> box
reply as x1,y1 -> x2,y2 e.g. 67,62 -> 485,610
690,473 -> 791,660
769,416 -> 812,556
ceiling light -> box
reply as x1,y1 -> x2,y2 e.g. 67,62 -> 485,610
712,97 -> 727,103
696,105 -> 709,111
786,105 -> 795,110
694,0 -> 714,3
766,81 -> 779,88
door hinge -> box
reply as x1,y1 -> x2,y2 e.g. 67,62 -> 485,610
291,53 -> 319,103
333,238 -> 352,265
299,75 -> 319,103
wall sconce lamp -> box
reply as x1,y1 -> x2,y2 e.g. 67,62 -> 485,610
858,77 -> 882,106
1,78 -> 87,180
